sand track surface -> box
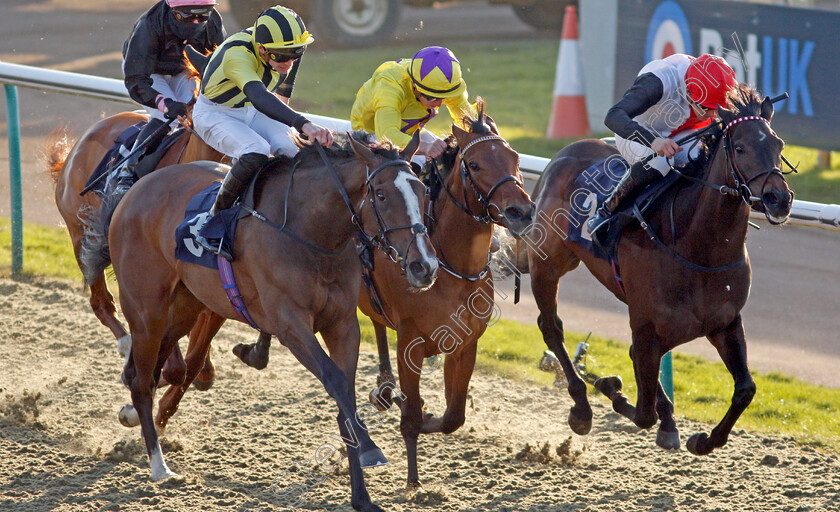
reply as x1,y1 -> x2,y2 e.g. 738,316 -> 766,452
1,277 -> 838,511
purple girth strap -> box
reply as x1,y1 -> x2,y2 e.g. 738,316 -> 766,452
217,255 -> 261,330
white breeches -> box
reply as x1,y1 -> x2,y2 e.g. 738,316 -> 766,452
122,64 -> 198,123
192,94 -> 299,160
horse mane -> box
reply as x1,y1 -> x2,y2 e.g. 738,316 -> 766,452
292,130 -> 403,165
435,96 -> 490,177
681,83 -> 764,175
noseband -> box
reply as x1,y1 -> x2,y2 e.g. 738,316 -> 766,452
439,134 -> 525,223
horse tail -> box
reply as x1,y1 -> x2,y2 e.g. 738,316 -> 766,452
44,126 -> 74,185
490,227 -> 530,278
79,192 -> 122,286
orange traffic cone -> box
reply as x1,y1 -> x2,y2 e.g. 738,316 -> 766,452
546,5 -> 590,138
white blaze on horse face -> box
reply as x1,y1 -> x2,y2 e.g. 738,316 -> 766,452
758,131 -> 767,142
394,172 -> 435,263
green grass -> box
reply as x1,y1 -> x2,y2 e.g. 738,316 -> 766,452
295,39 -> 839,203
3,219 -> 839,451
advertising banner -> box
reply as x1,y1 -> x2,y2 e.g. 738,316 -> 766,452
615,0 -> 840,150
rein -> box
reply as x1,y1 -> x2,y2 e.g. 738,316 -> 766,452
631,113 -> 786,273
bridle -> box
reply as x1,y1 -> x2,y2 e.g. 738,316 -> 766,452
241,144 -> 428,270
434,134 -> 525,224
721,115 -> 790,224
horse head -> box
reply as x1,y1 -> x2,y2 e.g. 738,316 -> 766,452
447,98 -> 534,236
348,131 -> 438,291
716,85 -> 794,224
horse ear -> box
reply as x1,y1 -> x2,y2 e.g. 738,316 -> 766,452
484,114 -> 500,135
716,105 -> 735,126
400,130 -> 421,161
760,95 -> 774,122
347,131 -> 376,165
452,124 -> 468,144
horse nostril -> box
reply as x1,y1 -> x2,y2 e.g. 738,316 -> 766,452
504,206 -> 523,221
409,260 -> 428,278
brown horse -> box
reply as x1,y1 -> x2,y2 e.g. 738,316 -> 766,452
83,132 -> 436,512
515,85 -> 792,454
47,111 -> 223,388
362,101 -> 534,488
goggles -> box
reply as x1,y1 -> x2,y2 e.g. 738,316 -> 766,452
172,5 -> 213,22
264,46 -> 305,63
419,92 -> 443,102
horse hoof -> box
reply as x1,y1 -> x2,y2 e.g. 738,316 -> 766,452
656,429 -> 681,451
359,448 -> 388,469
352,499 -> 386,512
150,469 -> 184,483
686,433 -> 710,455
232,343 -> 269,370
117,334 -> 131,359
568,407 -> 592,435
118,404 -> 140,428
192,376 -> 215,392
369,388 -> 391,412
594,375 -> 623,399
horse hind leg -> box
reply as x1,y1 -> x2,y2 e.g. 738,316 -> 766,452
655,382 -> 680,450
531,255 -> 592,435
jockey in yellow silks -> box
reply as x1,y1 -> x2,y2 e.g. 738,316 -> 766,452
351,46 -> 476,161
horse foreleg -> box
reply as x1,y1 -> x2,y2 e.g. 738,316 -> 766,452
232,330 -> 271,370
421,346 -> 476,435
319,317 -> 386,512
156,311 -> 226,431
369,321 -> 397,411
394,332 -> 426,490
531,257 -> 592,435
688,315 -> 755,456
655,382 -> 680,450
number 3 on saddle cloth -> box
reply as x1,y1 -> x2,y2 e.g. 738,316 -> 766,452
83,121 -> 183,196
567,156 -> 682,261
175,182 -> 243,268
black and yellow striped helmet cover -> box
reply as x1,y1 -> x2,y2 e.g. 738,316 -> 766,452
253,6 -> 314,50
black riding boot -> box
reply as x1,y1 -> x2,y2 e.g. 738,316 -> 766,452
197,152 -> 269,259
587,159 -> 662,238
113,117 -> 168,194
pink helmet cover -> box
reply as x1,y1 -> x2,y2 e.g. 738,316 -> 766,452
166,0 -> 217,7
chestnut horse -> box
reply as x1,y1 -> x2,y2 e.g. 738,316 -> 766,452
47,111 -> 223,388
362,101 -> 534,488
518,85 -> 792,454
82,132 -> 437,512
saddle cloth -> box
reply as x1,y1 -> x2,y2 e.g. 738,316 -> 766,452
84,121 -> 182,195
566,156 -> 681,260
174,182 -> 243,269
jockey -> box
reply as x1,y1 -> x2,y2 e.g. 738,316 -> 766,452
350,46 -> 476,163
116,0 -> 225,192
192,5 -> 333,258
588,53 -> 738,239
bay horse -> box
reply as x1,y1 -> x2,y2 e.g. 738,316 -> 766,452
517,85 -> 792,454
47,111 -> 223,389
362,100 -> 535,488
83,132 -> 437,512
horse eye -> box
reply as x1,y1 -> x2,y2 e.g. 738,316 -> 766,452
469,161 -> 480,171
376,190 -> 386,201
735,146 -> 744,154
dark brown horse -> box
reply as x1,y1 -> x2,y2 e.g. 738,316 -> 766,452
362,101 -> 534,488
47,111 -> 223,388
83,132 -> 436,512
514,85 -> 792,454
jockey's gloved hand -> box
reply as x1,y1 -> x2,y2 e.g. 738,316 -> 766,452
161,98 -> 189,120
